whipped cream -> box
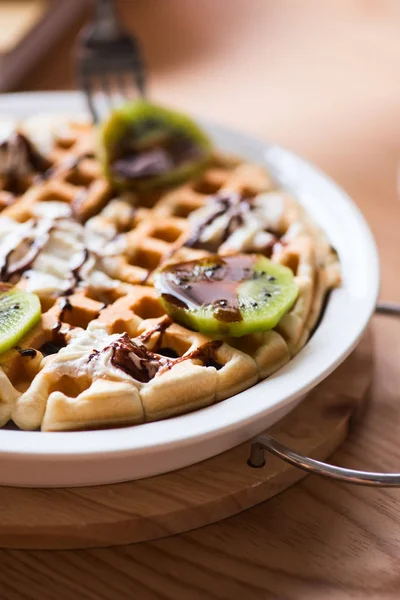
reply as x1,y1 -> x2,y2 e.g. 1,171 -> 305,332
0,132 -> 47,183
20,114 -> 88,157
43,322 -> 133,381
44,322 -> 164,386
0,213 -> 126,297
0,113 -> 88,183
32,201 -> 73,220
188,191 -> 286,254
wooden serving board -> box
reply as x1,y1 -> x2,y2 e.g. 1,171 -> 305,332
0,332 -> 372,550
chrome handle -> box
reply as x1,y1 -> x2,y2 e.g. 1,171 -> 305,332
375,301 -> 400,317
248,302 -> 400,487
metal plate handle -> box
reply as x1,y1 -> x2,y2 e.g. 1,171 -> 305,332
248,302 -> 400,487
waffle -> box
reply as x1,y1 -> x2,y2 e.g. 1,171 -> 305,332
0,115 -> 340,431
0,115 -> 95,214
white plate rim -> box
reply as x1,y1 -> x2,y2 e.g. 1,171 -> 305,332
0,91 -> 380,460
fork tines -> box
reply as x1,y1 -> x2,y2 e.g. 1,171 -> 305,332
76,3 -> 146,123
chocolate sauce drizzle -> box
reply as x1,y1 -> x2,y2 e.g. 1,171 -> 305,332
184,193 -> 234,250
39,154 -> 86,183
111,129 -> 204,181
157,254 -> 262,323
0,133 -> 51,194
138,316 -> 172,347
72,249 -> 89,285
0,221 -> 53,282
15,347 -> 37,358
184,190 -> 280,257
51,298 -> 74,346
109,334 -> 168,383
0,217 -> 91,298
59,297 -> 73,321
145,190 -> 281,283
88,333 -> 168,383
185,191 -> 254,251
87,320 -> 223,384
62,249 -> 90,296
16,134 -> 51,172
112,148 -> 173,180
157,339 -> 223,376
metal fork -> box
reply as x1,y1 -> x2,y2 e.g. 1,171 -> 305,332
75,0 -> 146,123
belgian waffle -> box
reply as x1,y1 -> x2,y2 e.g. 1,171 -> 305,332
0,115 -> 340,431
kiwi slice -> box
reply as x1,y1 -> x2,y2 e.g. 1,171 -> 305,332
0,285 -> 41,354
98,100 -> 212,190
154,254 -> 298,337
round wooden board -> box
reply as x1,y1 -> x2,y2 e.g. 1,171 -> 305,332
0,332 -> 373,550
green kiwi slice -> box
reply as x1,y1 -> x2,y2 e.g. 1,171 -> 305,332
0,285 -> 41,354
154,254 -> 298,337
98,100 -> 212,190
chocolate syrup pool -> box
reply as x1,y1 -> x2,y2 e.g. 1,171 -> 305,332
157,254 -> 260,323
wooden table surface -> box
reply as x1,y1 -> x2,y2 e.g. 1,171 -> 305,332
3,1 -> 400,598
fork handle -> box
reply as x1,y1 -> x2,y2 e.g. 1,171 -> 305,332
92,0 -> 122,40
96,0 -> 117,17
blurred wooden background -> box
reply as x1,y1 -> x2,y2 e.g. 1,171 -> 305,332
19,0 -> 400,299
3,1 -> 400,598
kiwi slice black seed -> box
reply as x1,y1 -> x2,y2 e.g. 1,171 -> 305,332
0,285 -> 41,354
154,254 -> 298,337
98,101 -> 212,191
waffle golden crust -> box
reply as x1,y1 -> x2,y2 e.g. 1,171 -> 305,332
0,115 -> 340,432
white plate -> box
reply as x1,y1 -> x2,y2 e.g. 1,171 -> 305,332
0,92 -> 379,487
